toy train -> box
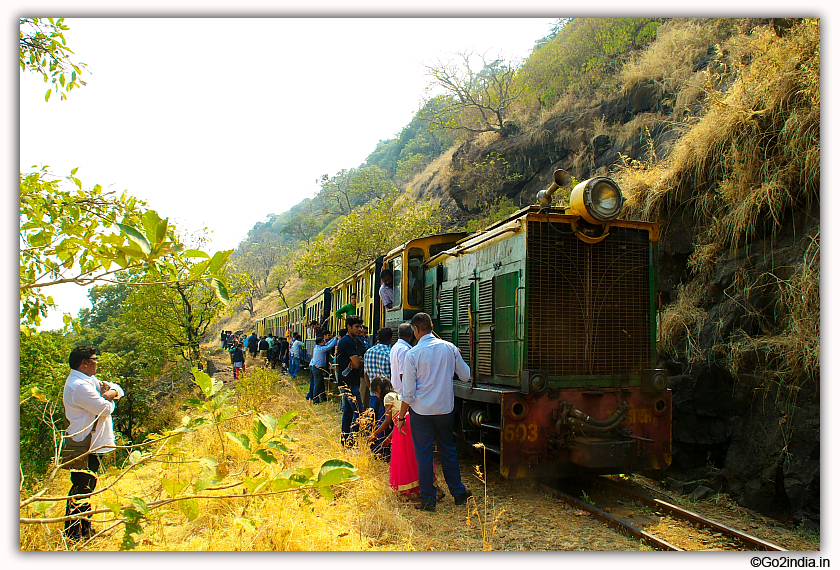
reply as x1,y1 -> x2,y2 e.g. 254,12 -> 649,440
257,170 -> 672,478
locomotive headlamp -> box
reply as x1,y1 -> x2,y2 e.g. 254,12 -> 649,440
641,369 -> 668,393
521,370 -> 548,395
568,177 -> 625,224
530,373 -> 547,393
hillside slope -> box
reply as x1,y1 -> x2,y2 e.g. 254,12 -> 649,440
407,18 -> 819,526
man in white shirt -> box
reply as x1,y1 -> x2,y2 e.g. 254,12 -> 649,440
398,312 -> 472,511
62,346 -> 124,540
389,323 -> 414,395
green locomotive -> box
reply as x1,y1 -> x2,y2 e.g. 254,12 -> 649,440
423,170 -> 671,477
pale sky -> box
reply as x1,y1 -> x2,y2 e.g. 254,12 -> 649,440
19,17 -> 558,329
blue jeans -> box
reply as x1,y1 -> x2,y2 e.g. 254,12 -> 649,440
410,409 -> 467,505
290,356 -> 300,378
340,384 -> 363,447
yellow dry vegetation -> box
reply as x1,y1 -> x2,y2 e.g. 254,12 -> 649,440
20,368 -> 427,551
615,19 -> 820,387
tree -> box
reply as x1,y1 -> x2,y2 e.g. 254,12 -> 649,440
421,50 -> 521,136
19,168 -> 232,330
266,251 -> 296,309
78,283 -> 129,329
294,191 -> 443,288
227,237 -> 288,315
281,203 -> 321,246
119,271 -> 224,366
316,166 -> 397,216
19,330 -> 73,474
19,17 -> 87,102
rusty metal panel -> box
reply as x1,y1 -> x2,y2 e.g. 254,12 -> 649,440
526,221 -> 651,376
496,387 -> 671,478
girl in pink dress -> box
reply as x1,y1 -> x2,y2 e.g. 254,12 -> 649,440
370,376 -> 422,496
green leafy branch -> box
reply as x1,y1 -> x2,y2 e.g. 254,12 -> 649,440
20,168 -> 232,331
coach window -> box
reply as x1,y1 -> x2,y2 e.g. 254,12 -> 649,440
407,248 -> 424,307
391,257 -> 402,310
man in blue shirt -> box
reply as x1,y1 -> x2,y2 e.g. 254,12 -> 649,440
308,332 -> 337,403
398,312 -> 472,511
337,316 -> 365,448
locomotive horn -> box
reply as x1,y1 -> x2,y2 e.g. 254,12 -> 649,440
536,168 -> 572,207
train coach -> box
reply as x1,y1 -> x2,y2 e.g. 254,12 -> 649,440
257,169 -> 672,478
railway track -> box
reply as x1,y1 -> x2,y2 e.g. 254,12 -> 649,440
538,476 -> 788,551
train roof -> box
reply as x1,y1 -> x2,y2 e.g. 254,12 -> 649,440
426,205 -> 659,265
383,231 -> 468,259
304,286 -> 331,304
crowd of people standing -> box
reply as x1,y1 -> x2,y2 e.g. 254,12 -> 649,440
217,269 -> 472,511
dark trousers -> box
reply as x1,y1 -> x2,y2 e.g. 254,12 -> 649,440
410,409 -> 466,505
65,454 -> 101,538
310,367 -> 328,403
340,383 -> 363,447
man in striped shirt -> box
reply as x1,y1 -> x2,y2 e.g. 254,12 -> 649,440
363,328 -> 392,408
363,328 -> 392,457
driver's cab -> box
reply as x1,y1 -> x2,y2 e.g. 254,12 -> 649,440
379,233 -> 467,334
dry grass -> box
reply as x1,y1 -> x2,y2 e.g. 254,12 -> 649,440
657,280 -> 708,361
617,20 -> 819,229
406,145 -> 458,199
618,20 -> 819,386
726,233 -> 820,387
620,19 -> 726,93
20,368 -> 422,551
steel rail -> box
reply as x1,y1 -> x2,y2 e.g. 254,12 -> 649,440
538,480 -> 683,551
599,478 -> 788,552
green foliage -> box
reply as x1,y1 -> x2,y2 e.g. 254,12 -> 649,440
464,197 -> 521,233
317,166 -> 397,216
119,274 -> 225,365
293,190 -> 443,289
365,100 -> 458,181
19,331 -> 72,474
19,168 -> 232,331
458,153 -> 523,211
78,283 -> 129,332
19,18 -> 88,102
515,18 -> 663,108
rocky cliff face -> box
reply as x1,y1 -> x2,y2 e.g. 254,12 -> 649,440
415,69 -> 819,527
